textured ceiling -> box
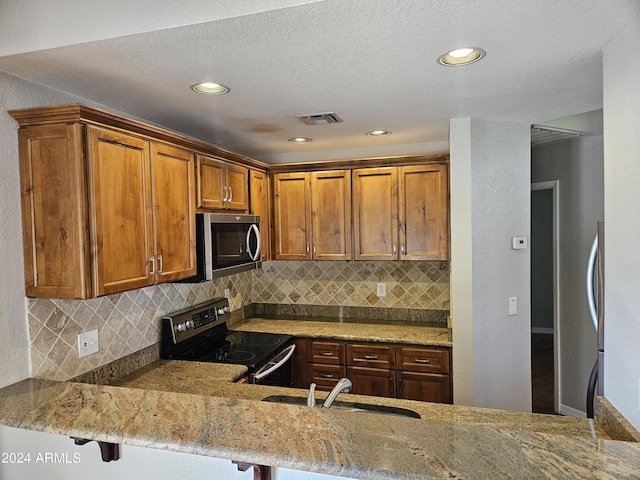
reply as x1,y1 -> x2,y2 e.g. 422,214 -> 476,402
0,0 -> 638,163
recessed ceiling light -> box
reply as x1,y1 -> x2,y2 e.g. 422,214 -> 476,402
366,130 -> 391,137
288,137 -> 312,144
191,82 -> 230,94
437,47 -> 486,66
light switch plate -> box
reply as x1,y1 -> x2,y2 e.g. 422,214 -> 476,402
78,329 -> 99,358
508,297 -> 518,316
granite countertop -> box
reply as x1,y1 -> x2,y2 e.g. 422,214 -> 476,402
3,360 -> 640,480
231,317 -> 452,347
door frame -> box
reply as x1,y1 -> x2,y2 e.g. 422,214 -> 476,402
531,180 -> 560,413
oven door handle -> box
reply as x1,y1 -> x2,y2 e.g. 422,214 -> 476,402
253,344 -> 296,381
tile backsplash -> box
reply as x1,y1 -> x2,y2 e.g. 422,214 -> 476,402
27,260 -> 449,381
27,272 -> 253,381
253,260 -> 449,310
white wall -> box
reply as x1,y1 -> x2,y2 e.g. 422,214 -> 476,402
602,13 -> 640,431
450,118 -> 532,412
531,134 -> 604,414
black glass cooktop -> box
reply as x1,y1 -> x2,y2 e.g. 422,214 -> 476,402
179,330 -> 293,371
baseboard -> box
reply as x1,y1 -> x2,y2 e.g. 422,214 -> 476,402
558,403 -> 586,418
531,327 -> 554,335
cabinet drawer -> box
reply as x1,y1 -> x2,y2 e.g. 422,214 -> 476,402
308,364 -> 347,390
307,341 -> 345,365
397,346 -> 450,374
347,343 -> 395,369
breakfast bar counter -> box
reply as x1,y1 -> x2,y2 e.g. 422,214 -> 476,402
1,360 -> 640,479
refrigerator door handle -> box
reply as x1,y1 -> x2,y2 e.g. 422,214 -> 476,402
586,234 -> 599,331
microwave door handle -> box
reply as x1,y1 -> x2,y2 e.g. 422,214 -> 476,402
246,223 -> 261,261
253,344 -> 296,381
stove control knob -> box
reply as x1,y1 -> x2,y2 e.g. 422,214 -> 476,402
217,308 -> 226,315
185,320 -> 194,330
176,322 -> 186,332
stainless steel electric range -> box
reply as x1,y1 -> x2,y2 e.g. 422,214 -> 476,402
161,298 -> 295,385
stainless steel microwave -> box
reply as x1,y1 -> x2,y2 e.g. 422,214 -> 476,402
181,213 -> 262,282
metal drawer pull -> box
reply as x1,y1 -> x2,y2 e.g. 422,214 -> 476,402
414,358 -> 431,364
363,355 -> 379,360
321,352 -> 334,356
321,374 -> 334,378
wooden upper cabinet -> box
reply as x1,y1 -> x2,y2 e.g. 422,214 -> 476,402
197,155 -> 248,212
273,172 -> 311,260
250,169 -> 270,260
311,170 -> 351,260
352,167 -> 399,260
398,164 -> 449,261
18,123 -> 91,299
150,143 -> 197,283
273,170 -> 352,260
88,127 -> 154,295
88,128 -> 197,295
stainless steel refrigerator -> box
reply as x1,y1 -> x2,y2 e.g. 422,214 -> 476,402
586,220 -> 604,418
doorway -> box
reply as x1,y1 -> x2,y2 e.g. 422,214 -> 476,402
531,181 -> 559,414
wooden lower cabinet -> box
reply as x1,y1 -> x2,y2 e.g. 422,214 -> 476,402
397,371 -> 451,403
347,366 -> 396,398
294,338 -> 452,404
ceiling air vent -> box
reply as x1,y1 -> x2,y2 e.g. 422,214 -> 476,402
531,125 -> 587,147
296,112 -> 343,125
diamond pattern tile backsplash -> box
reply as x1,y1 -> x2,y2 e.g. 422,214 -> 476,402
27,260 -> 449,381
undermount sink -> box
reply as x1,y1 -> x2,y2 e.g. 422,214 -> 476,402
261,395 -> 421,419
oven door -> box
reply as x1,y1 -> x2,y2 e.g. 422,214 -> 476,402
252,344 -> 296,386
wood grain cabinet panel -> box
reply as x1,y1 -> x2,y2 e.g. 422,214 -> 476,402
249,169 -> 270,260
197,155 -> 248,212
352,167 -> 398,260
396,346 -> 451,374
273,170 -> 351,260
397,371 -> 451,403
308,364 -> 347,390
347,366 -> 396,398
398,164 -> 449,260
346,343 -> 395,369
18,123 -> 90,299
307,341 -> 345,366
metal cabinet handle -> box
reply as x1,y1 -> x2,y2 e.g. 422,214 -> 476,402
321,352 -> 334,357
228,186 -> 233,202
157,255 -> 163,274
401,243 -> 406,255
414,358 -> 431,364
306,243 -> 310,255
321,374 -> 334,379
313,243 -> 317,256
222,186 -> 228,202
393,242 -> 397,255
363,355 -> 379,360
149,256 -> 156,276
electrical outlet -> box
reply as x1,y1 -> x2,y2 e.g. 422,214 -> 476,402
376,283 -> 386,297
78,329 -> 99,358
508,297 -> 518,316
224,288 -> 230,299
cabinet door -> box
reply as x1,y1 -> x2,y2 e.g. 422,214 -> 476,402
88,127 -> 153,296
273,172 -> 311,259
397,371 -> 451,403
311,170 -> 352,260
398,164 -> 449,260
250,169 -> 270,260
150,143 -> 197,282
352,167 -> 398,260
197,155 -> 226,210
347,366 -> 396,398
18,123 -> 90,299
226,163 -> 249,212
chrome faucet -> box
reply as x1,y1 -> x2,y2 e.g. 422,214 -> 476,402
322,377 -> 352,408
307,383 -> 317,407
